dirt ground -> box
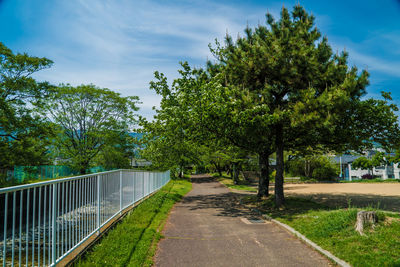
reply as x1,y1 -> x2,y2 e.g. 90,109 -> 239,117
281,183 -> 400,212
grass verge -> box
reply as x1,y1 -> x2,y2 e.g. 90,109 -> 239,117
75,179 -> 192,267
242,196 -> 400,266
216,176 -> 257,192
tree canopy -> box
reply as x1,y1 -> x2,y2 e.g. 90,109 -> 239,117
0,42 -> 55,169
46,84 -> 139,174
144,5 -> 400,206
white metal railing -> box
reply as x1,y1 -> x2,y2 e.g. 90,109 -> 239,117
0,169 -> 170,266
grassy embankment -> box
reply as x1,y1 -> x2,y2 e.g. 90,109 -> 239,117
75,179 -> 192,267
240,194 -> 400,266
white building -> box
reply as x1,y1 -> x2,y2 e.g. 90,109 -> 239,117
334,152 -> 400,181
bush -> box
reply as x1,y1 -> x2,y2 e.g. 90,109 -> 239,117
287,155 -> 338,181
361,174 -> 374,179
312,166 -> 336,180
270,170 -> 276,181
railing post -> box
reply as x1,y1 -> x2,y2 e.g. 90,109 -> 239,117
52,183 -> 57,265
119,170 -> 122,214
142,172 -> 145,199
132,172 -> 135,205
97,175 -> 101,234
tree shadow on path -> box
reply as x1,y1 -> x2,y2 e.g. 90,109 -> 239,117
182,175 -> 260,219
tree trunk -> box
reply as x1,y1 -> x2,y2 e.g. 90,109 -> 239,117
304,159 -> 311,178
257,152 -> 270,198
275,124 -> 285,207
233,163 -> 239,184
214,163 -> 222,177
229,164 -> 233,179
179,164 -> 184,178
79,162 -> 88,175
355,211 -> 377,235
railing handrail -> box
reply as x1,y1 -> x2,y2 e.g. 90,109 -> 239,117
0,168 -> 168,194
0,168 -> 171,266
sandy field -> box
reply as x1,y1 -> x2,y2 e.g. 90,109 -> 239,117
282,183 -> 400,212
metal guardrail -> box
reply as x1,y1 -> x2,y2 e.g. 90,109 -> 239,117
0,169 -> 170,266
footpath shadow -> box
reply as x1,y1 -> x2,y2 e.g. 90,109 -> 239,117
183,175 -> 260,219
190,175 -> 217,184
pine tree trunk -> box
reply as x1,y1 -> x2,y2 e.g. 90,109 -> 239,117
275,125 -> 285,207
257,152 -> 270,198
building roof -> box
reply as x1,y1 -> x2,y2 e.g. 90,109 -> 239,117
332,154 -> 360,164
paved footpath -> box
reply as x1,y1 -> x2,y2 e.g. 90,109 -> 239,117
155,175 -> 330,267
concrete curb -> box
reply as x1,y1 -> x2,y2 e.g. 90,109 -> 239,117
218,179 -> 351,266
261,214 -> 351,267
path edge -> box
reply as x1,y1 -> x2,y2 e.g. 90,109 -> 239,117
264,215 -> 351,267
217,177 -> 351,266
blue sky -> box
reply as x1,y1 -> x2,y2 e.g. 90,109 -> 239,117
1,0 -> 399,120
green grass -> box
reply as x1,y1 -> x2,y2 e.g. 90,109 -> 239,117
75,179 -> 192,267
339,178 -> 400,183
216,176 -> 257,192
245,196 -> 400,266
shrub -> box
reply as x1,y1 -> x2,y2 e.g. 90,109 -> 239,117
361,174 -> 374,179
287,155 -> 338,181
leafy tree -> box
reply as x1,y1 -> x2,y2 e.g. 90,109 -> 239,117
199,144 -> 230,177
352,152 -> 388,177
46,84 -> 139,174
206,5 -> 399,206
0,42 -> 55,169
93,132 -> 136,170
287,154 -> 338,180
140,68 -> 202,178
151,63 -> 274,197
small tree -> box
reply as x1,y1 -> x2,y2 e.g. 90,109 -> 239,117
46,84 -> 139,174
351,152 -> 387,177
140,68 -> 202,177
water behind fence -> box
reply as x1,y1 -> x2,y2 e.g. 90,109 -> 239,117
0,169 -> 170,266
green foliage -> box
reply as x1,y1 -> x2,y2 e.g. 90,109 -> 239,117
93,132 -> 136,170
217,176 -> 257,192
46,84 -> 139,174
352,152 -> 388,176
245,196 -> 400,266
76,179 -> 192,267
0,42 -> 55,169
287,155 -> 338,181
206,5 -> 399,204
352,156 -> 373,171
279,207 -> 399,266
199,145 -> 231,175
140,65 -> 209,177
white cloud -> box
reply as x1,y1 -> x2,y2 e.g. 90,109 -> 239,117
348,50 -> 400,78
26,0 -> 275,120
